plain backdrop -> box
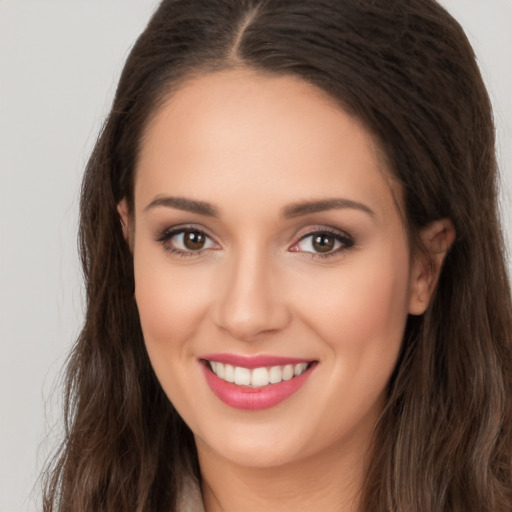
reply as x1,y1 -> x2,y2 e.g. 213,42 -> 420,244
0,1 -> 511,511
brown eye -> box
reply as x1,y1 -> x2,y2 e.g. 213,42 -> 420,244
183,230 -> 206,250
158,228 -> 217,256
292,229 -> 354,257
312,234 -> 335,253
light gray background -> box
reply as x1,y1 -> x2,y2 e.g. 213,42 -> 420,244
0,1 -> 511,511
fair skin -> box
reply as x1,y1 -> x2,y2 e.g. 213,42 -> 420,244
119,69 -> 454,512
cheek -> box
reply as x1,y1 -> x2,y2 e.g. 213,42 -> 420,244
132,248 -> 214,414
133,248 -> 210,352
304,251 -> 410,334
300,249 -> 411,392
295,253 -> 411,437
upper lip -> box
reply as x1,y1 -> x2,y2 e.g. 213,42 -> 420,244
199,353 -> 315,369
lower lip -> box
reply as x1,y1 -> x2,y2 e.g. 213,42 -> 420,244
201,362 -> 315,410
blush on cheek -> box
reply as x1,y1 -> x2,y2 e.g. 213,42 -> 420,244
134,256 -> 212,351
136,284 -> 191,346
321,267 -> 408,337
309,266 -> 410,396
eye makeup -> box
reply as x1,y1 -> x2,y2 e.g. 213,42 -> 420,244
291,226 -> 354,259
155,224 -> 219,258
155,223 -> 354,260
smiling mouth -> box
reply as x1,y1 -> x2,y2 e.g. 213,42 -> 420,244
202,360 -> 314,388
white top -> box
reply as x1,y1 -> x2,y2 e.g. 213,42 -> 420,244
178,476 -> 205,512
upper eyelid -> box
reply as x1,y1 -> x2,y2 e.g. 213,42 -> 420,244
295,225 -> 353,241
156,224 -> 215,241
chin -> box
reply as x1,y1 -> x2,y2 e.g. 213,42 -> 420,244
199,436 -> 307,469
193,412 -> 325,470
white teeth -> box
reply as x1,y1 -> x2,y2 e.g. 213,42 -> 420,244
282,364 -> 294,381
215,362 -> 225,379
294,363 -> 307,376
269,365 -> 282,384
234,366 -> 251,386
251,367 -> 270,387
225,364 -> 235,383
208,361 -> 310,388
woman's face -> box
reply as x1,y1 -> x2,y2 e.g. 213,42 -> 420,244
125,69 -> 425,469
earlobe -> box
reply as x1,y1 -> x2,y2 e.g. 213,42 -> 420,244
408,218 -> 456,315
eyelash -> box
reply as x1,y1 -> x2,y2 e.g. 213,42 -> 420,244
155,226 -> 354,259
293,227 -> 354,259
156,225 -> 217,258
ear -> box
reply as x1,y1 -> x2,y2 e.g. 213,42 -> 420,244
117,199 -> 132,247
408,218 -> 456,315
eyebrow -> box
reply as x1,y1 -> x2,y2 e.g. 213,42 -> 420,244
282,198 -> 375,218
143,195 -> 375,219
144,196 -> 219,217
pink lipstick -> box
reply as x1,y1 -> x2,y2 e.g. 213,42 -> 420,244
199,354 -> 317,410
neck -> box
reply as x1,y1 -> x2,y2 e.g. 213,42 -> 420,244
196,437 -> 369,512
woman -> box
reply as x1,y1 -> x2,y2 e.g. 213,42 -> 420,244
43,0 -> 512,510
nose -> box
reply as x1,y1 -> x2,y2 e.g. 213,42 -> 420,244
213,247 -> 291,341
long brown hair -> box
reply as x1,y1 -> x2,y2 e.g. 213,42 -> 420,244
43,1 -> 512,510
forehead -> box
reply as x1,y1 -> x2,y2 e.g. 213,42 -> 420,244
135,69 -> 398,220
